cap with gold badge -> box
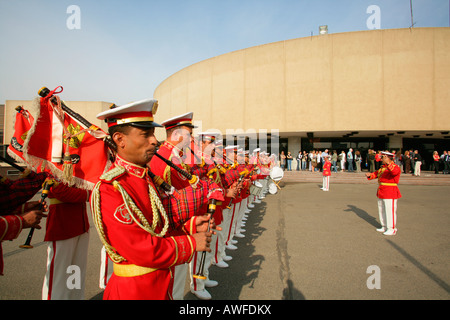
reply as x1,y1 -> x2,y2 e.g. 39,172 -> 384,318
96,98 -> 162,128
197,131 -> 221,143
160,112 -> 197,130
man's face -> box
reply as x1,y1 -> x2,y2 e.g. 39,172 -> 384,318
171,126 -> 193,149
114,126 -> 157,167
202,140 -> 212,151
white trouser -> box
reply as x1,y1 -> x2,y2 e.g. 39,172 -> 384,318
221,204 -> 233,246
172,263 -> 188,300
260,179 -> 268,196
234,198 -> 248,234
42,232 -> 89,300
377,199 -> 398,232
99,246 -> 113,289
225,202 -> 240,245
414,161 -> 422,176
213,222 -> 226,264
189,232 -> 217,292
322,176 -> 330,191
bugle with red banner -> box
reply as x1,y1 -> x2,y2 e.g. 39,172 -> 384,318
21,86 -> 111,190
7,106 -> 34,163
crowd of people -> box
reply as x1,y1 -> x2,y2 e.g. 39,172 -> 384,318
280,148 -> 450,175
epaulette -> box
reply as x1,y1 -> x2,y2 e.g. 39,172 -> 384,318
99,166 -> 126,183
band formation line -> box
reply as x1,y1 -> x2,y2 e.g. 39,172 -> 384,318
0,86 -> 401,300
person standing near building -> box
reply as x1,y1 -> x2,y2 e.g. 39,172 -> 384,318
403,150 -> 411,174
375,151 -> 382,170
322,156 -> 331,191
316,150 -> 322,172
432,151 -> 440,174
355,150 -> 362,173
365,151 -> 401,236
280,151 -> 286,170
302,151 -> 307,171
413,150 -> 422,176
296,151 -> 302,171
409,149 -> 415,175
347,148 -> 354,172
367,149 -> 375,172
331,150 -> 338,173
286,152 -> 293,171
339,150 -> 346,172
443,151 -> 450,174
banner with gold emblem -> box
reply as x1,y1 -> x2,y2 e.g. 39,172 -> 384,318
22,88 -> 110,190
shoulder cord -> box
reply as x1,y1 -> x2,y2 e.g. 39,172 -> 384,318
113,180 -> 169,238
90,180 -> 170,264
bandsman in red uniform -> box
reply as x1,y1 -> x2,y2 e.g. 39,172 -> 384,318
188,132 -> 228,300
149,112 -> 197,300
233,150 -> 253,238
366,151 -> 401,236
222,145 -> 241,252
149,116 -> 226,300
1,202 -> 47,276
150,112 -> 197,190
91,99 -> 214,300
42,181 -> 90,300
322,155 -> 331,191
1,171 -> 48,275
210,140 -> 236,269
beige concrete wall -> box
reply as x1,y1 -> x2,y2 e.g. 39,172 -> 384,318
154,27 -> 450,139
3,100 -> 111,145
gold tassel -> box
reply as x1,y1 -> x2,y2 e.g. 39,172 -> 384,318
62,152 -> 74,185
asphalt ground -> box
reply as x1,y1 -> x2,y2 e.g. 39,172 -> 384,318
1,170 -> 449,301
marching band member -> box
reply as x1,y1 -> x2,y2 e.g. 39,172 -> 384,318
150,112 -> 197,190
322,155 -> 331,191
149,112 -> 199,300
1,171 -> 49,275
188,132 -> 224,300
42,182 -> 90,300
210,140 -> 235,269
149,114 -> 224,300
91,99 -> 214,300
1,202 -> 47,276
365,151 -> 402,236
222,145 -> 241,252
233,151 -> 251,239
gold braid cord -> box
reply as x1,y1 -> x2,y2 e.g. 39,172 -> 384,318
91,178 -> 170,264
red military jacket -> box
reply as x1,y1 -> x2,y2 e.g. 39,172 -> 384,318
367,161 -> 402,199
45,183 -> 90,242
91,156 -> 197,300
323,161 -> 331,177
236,164 -> 253,200
0,214 -> 24,275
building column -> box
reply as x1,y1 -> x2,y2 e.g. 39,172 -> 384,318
288,137 -> 301,169
388,136 -> 403,151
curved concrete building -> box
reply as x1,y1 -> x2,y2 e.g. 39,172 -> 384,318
154,27 -> 450,161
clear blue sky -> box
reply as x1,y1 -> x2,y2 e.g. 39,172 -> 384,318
0,0 -> 448,105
